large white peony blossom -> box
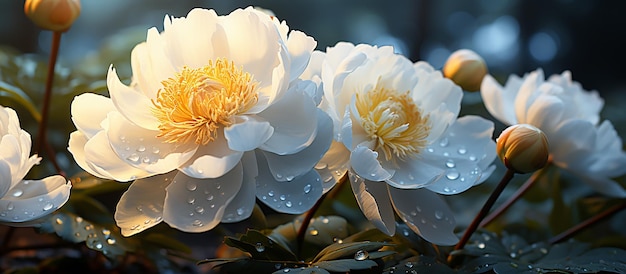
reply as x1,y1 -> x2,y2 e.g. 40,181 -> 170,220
68,7 -> 332,236
0,106 -> 71,223
302,42 -> 497,245
482,69 -> 626,197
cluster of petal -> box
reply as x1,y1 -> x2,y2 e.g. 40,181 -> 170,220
482,69 -> 626,197
302,42 -> 497,245
0,106 -> 71,224
68,7 -> 332,236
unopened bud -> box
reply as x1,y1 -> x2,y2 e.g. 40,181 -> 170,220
496,124 -> 549,174
443,49 -> 487,92
24,0 -> 81,32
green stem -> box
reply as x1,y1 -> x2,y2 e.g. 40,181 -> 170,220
480,166 -> 549,227
548,201 -> 626,244
453,169 -> 516,252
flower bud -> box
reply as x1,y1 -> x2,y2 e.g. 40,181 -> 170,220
24,0 -> 81,32
496,124 -> 549,174
443,49 -> 487,92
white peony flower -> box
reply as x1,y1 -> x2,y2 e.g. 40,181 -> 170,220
0,106 -> 71,224
482,69 -> 626,197
68,7 -> 332,236
302,42 -> 497,245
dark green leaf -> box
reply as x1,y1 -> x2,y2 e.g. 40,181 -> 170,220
225,229 -> 298,261
312,241 -> 390,262
384,256 -> 455,274
312,259 -> 377,272
143,233 -> 192,254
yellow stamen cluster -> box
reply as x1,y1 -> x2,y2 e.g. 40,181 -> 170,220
153,59 -> 258,145
354,82 -> 430,160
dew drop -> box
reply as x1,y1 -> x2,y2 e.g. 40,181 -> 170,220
136,205 -> 143,212
443,187 -> 451,193
11,189 -> 23,197
186,182 -> 197,191
43,203 -> 54,211
127,154 -> 140,162
192,219 -> 203,227
279,194 -> 286,201
107,238 -> 116,245
403,229 -> 410,237
195,206 -> 204,214
197,169 -> 204,174
268,190 -> 275,197
310,229 -> 319,236
285,176 -> 294,182
478,243 -> 486,249
55,217 -> 63,225
137,145 -> 146,152
236,207 -> 245,216
206,195 -> 214,201
439,137 -> 449,147
469,154 -> 477,161
151,147 -> 160,154
95,242 -> 103,249
445,159 -> 455,168
427,147 -> 434,153
75,216 -> 83,223
142,157 -> 151,163
354,250 -> 369,261
303,184 -> 311,194
434,210 -> 444,220
187,197 -> 195,204
446,169 -> 460,180
102,229 -> 111,236
255,242 -> 265,252
457,147 -> 467,154
285,201 -> 292,208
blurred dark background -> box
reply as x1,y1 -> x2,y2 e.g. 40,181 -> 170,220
2,0 -> 626,95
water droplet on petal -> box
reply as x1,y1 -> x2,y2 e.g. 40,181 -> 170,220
236,207 -> 245,216
309,228 -> 319,236
354,250 -> 369,261
187,197 -> 195,204
439,138 -> 449,147
446,169 -> 460,180
457,147 -> 467,154
187,182 -> 197,191
478,243 -> 486,249
443,187 -> 451,192
192,219 -> 203,227
469,154 -> 477,161
152,147 -> 160,154
255,242 -> 265,252
102,229 -> 111,236
137,145 -> 146,152
285,201 -> 292,208
42,203 -> 54,211
195,206 -> 204,213
303,184 -> 311,194
286,176 -> 294,181
11,189 -> 23,197
445,159 -> 455,168
435,210 -> 444,220
268,190 -> 275,197
322,217 -> 329,224
127,154 -> 140,162
206,195 -> 214,201
279,195 -> 286,201
107,238 -> 116,245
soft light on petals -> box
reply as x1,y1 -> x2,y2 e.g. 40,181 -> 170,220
262,110 -> 332,181
524,93 -> 564,134
115,173 -> 174,236
0,176 -> 71,223
349,171 -> 396,236
350,146 -> 394,181
70,93 -> 115,138
107,67 -> 160,130
285,30 -> 317,82
424,156 -> 484,194
83,131 -> 153,181
514,70 -> 543,124
68,131 -> 113,179
0,160 -> 12,197
383,158 -> 443,190
224,116 -> 274,152
389,187 -> 458,246
315,141 -> 351,193
480,74 -> 520,125
163,164 -> 243,232
106,111 -> 196,174
179,133 -> 243,179
221,152 -> 258,223
259,85 -> 318,155
255,152 -> 323,214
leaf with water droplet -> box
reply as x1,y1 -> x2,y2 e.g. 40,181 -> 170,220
224,229 -> 297,261
312,241 -> 391,263
312,259 -> 378,272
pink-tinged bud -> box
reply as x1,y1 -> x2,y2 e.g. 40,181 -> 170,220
443,49 -> 487,92
24,0 -> 81,32
496,124 -> 549,174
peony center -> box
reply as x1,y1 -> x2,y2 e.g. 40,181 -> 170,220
152,59 -> 258,145
354,82 -> 430,160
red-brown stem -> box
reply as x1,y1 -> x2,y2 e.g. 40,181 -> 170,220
34,31 -> 65,176
548,201 -> 626,244
479,167 -> 547,227
453,169 -> 516,252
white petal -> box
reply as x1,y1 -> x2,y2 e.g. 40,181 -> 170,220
551,119 -> 596,168
106,111 -> 197,174
286,30 -> 316,82
115,173 -> 174,236
0,134 -> 38,187
315,141 -> 351,193
514,69 -> 543,124
221,152 -> 258,223
163,164 -> 243,232
389,187 -> 458,246
588,121 -> 626,177
350,146 -> 394,181
0,176 -> 71,223
480,74 -> 519,125
224,116 -> 274,152
349,171 -> 396,236
68,131 -> 113,179
577,173 -> 626,198
107,66 -> 160,130
0,160 -> 12,197
259,84 -> 318,155
83,131 -> 153,182
424,155 -> 484,195
262,109 -> 332,181
179,133 -> 243,179
525,94 -> 564,136
70,93 -> 115,139
383,158 -> 444,189
255,151 -> 323,214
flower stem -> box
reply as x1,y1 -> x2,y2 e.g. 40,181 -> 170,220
296,172 -> 347,256
34,31 -> 65,176
479,166 -> 548,227
453,169 -> 515,252
548,201 -> 626,244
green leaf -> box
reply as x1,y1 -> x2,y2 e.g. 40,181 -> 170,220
312,259 -> 378,272
312,241 -> 390,262
224,229 -> 298,261
384,256 -> 455,274
0,80 -> 41,121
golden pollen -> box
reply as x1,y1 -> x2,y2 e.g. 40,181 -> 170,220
152,59 -> 258,145
354,81 -> 430,161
